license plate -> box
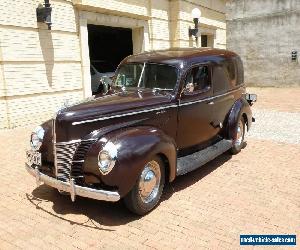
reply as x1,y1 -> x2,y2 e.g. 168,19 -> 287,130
26,150 -> 41,166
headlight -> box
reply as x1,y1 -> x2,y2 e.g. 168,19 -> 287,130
30,126 -> 45,150
98,141 -> 118,175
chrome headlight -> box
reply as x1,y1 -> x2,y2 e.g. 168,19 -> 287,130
30,126 -> 45,150
98,141 -> 118,175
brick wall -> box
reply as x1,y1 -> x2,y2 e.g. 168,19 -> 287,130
227,0 -> 300,86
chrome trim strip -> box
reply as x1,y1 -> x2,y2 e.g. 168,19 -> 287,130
179,88 -> 240,107
55,139 -> 81,146
72,88 -> 241,126
26,164 -> 120,202
54,138 -> 95,146
72,104 -> 178,125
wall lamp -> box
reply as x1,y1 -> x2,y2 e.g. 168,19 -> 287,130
189,8 -> 201,42
36,0 -> 52,30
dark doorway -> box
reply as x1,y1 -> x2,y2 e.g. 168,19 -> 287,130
88,24 -> 133,72
201,35 -> 208,47
87,24 -> 133,94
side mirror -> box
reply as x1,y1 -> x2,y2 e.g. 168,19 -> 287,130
99,78 -> 110,94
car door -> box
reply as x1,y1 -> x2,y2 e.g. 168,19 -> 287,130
177,64 -> 216,150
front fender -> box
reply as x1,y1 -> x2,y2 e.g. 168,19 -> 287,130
226,97 -> 252,140
83,126 -> 177,197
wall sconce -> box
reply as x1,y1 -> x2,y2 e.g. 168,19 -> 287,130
291,50 -> 298,62
36,0 -> 52,30
189,8 -> 201,42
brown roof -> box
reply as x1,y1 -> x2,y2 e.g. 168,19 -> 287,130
124,47 -> 238,67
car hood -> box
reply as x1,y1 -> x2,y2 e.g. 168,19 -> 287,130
54,89 -> 175,142
58,89 -> 173,122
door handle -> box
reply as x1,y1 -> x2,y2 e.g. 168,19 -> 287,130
207,101 -> 214,105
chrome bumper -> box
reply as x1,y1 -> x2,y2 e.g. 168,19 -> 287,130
25,163 -> 120,202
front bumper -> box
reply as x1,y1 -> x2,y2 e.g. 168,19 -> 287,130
25,163 -> 120,202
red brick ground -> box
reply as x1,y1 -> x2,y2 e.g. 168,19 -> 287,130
247,87 -> 300,112
0,88 -> 299,249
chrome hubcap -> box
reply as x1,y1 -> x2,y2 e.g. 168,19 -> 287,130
138,160 -> 161,203
235,120 -> 244,146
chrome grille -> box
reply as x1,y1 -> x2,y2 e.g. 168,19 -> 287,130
56,142 -> 80,182
71,140 -> 96,182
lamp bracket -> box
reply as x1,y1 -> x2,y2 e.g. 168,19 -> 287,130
189,17 -> 199,40
36,0 -> 52,30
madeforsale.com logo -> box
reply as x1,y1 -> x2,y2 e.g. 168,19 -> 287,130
240,235 -> 296,245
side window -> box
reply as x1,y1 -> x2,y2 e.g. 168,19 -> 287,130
185,65 -> 210,93
223,60 -> 237,88
212,64 -> 230,95
234,57 -> 244,86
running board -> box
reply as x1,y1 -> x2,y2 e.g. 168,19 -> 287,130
176,139 -> 232,176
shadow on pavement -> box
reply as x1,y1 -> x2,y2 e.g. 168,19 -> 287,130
26,151 -> 232,228
162,152 -> 232,201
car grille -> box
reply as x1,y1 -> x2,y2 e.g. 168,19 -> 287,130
56,142 -> 81,182
55,140 -> 96,182
71,140 -> 96,183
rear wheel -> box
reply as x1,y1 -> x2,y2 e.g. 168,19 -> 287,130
124,156 -> 165,215
231,116 -> 245,154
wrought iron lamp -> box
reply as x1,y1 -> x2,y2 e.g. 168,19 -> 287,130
36,0 -> 52,30
189,8 -> 201,42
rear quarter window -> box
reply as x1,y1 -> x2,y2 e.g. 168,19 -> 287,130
234,57 -> 244,86
224,60 -> 237,88
212,64 -> 230,95
212,58 -> 241,95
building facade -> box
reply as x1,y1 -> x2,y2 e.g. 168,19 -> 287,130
226,0 -> 300,87
0,0 -> 226,129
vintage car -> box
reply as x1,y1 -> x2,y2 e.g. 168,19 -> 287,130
26,48 -> 256,215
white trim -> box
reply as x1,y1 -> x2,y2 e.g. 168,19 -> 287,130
72,88 -> 243,125
179,96 -> 213,106
79,17 -> 92,98
179,88 -> 241,106
72,104 -> 178,125
55,138 -> 95,146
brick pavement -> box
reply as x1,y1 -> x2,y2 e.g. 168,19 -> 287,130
0,87 -> 299,249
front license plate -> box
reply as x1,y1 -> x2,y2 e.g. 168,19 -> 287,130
26,150 -> 41,166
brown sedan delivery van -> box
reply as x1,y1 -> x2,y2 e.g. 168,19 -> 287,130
26,48 -> 256,215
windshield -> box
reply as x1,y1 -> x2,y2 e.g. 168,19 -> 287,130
113,63 -> 178,90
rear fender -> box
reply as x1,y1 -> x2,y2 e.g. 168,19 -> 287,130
226,98 -> 252,140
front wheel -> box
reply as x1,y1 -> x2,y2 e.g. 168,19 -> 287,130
124,156 -> 165,215
231,116 -> 245,154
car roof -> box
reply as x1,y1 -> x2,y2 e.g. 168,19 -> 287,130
123,47 -> 238,68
